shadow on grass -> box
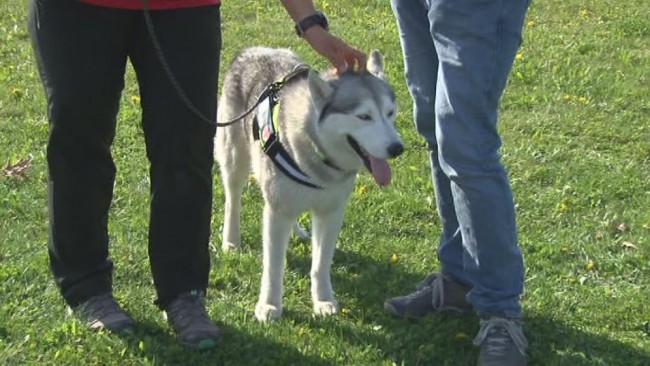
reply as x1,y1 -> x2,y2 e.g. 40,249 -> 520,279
524,315 -> 650,366
117,320 -> 332,366
285,247 -> 650,366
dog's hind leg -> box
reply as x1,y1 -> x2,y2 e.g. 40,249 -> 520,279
221,174 -> 246,251
310,206 -> 345,316
215,129 -> 250,251
256,204 -> 293,322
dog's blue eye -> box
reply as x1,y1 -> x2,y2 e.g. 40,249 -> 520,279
357,114 -> 372,121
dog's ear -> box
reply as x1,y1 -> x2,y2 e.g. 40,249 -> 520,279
307,69 -> 334,105
367,50 -> 386,80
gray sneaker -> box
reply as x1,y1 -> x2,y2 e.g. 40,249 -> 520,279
474,317 -> 528,366
164,290 -> 220,350
384,273 -> 473,318
68,293 -> 135,334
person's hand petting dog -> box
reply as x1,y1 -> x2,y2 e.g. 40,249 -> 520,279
280,0 -> 365,74
303,26 -> 366,74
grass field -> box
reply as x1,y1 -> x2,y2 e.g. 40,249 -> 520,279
1,0 -> 649,365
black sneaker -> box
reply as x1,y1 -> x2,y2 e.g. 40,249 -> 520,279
384,273 -> 473,318
68,293 -> 135,334
164,290 -> 220,350
474,317 -> 528,366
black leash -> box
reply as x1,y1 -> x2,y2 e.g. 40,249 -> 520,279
140,0 -> 222,125
220,63 -> 312,126
140,0 -> 308,127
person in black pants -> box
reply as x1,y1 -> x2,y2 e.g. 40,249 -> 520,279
28,0 -> 365,350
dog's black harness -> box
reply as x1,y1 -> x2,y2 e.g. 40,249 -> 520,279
252,65 -> 341,189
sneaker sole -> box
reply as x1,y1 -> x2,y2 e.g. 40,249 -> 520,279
180,337 -> 219,350
383,301 -> 429,319
384,301 -> 474,319
115,325 -> 136,336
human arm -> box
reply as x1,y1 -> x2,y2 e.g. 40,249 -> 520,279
279,0 -> 366,73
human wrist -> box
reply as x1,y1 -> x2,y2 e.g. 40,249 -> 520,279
302,24 -> 328,43
295,11 -> 328,37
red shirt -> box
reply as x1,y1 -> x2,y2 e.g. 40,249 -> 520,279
79,0 -> 220,10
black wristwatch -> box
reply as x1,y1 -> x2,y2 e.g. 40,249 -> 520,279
295,11 -> 329,37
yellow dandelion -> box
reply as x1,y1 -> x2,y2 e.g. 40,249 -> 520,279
557,201 -> 569,213
11,88 -> 22,98
356,185 -> 367,196
560,247 -> 569,254
579,9 -> 588,18
563,94 -> 572,101
341,307 -> 352,315
391,253 -> 399,264
527,20 -> 535,27
515,53 -> 524,61
131,95 -> 141,104
578,96 -> 588,104
586,260 -> 594,271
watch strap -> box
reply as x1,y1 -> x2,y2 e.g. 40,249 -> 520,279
295,11 -> 329,37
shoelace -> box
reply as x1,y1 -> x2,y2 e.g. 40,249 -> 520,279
167,293 -> 212,330
416,273 -> 438,290
398,274 -> 437,302
430,274 -> 447,310
473,317 -> 528,357
76,294 -> 126,327
414,273 -> 447,310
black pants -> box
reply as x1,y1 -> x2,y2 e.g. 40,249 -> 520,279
28,0 -> 221,309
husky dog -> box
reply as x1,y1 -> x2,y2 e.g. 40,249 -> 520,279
215,47 -> 403,322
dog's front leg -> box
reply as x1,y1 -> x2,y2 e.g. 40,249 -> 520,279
310,206 -> 345,316
255,204 -> 293,322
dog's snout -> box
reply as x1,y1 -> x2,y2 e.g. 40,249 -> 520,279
387,143 -> 404,158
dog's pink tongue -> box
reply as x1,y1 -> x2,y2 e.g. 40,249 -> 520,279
369,155 -> 391,186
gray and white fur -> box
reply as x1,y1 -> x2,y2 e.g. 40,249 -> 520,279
214,47 -> 403,321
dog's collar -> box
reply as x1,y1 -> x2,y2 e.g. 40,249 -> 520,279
311,141 -> 343,172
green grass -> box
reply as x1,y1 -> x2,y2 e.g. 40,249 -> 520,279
1,0 -> 649,365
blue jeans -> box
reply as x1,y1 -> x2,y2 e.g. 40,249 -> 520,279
391,0 -> 530,318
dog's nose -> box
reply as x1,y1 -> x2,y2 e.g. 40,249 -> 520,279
387,143 -> 404,158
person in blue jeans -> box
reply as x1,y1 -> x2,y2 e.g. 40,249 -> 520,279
384,0 -> 531,365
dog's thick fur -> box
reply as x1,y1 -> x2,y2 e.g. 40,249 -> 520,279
215,47 -> 403,321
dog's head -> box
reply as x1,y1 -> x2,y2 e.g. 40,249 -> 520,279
308,50 -> 404,186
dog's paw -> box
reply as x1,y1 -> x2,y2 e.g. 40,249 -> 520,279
313,300 -> 339,316
255,303 -> 283,322
221,241 -> 240,251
